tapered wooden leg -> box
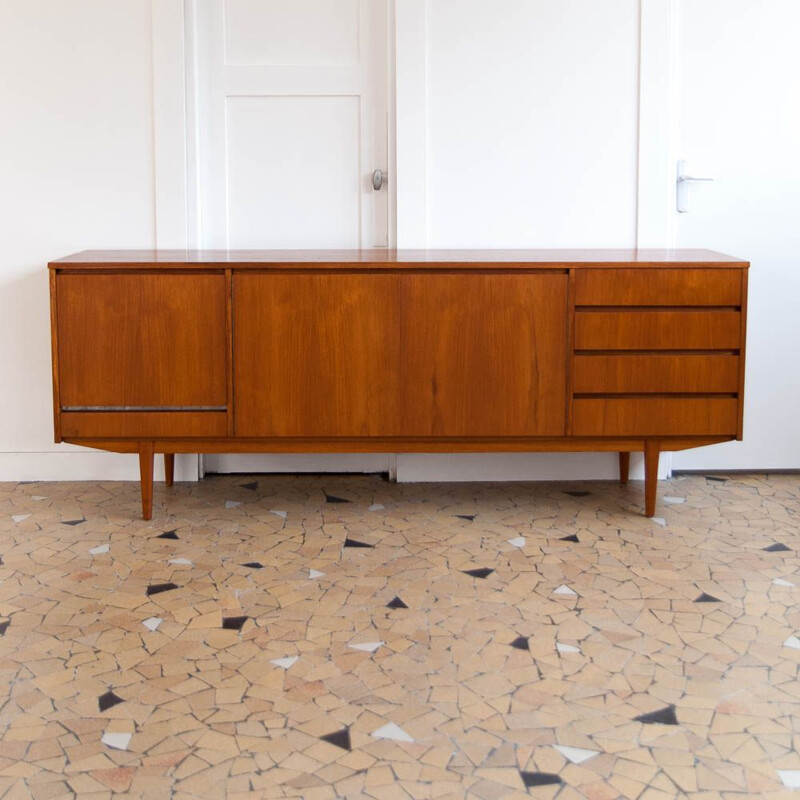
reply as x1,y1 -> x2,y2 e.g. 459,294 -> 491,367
164,453 -> 175,487
644,440 -> 660,518
139,442 -> 154,521
618,451 -> 630,486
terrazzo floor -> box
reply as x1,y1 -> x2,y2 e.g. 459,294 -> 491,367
2,472 -> 800,799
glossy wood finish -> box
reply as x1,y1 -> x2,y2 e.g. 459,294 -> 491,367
59,412 -> 227,439
234,273 -> 401,437
401,274 -> 568,436
56,273 -> 227,408
139,442 -> 154,521
573,354 -> 740,394
573,397 -> 739,437
574,310 -> 741,351
575,268 -> 742,306
49,249 -> 749,520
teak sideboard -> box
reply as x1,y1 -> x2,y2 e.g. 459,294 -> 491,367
48,249 -> 748,520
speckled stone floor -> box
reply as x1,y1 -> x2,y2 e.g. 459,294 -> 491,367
2,472 -> 800,799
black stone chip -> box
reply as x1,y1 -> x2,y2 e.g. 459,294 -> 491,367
62,519 -> 85,526
634,705 -> 678,725
462,567 -> 494,579
222,616 -> 248,630
564,490 -> 591,497
560,534 -> 580,543
320,727 -> 351,751
455,514 -> 476,521
157,530 -> 179,540
344,538 -> 374,548
0,620 -> 9,635
695,592 -> 721,603
325,494 -> 351,503
241,562 -> 264,569
240,481 -> 259,491
510,636 -> 529,651
706,476 -> 727,483
387,597 -> 408,609
146,583 -> 179,596
764,543 -> 791,552
98,690 -> 124,712
520,771 -> 563,787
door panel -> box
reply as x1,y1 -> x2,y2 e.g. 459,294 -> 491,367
233,273 -> 401,437
401,273 -> 568,437
57,273 -> 227,408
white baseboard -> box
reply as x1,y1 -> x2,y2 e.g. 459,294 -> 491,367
0,451 -> 671,483
0,451 -> 200,482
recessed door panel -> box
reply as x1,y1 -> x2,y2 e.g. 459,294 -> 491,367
401,273 -> 568,437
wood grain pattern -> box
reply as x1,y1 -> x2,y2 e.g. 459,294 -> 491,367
60,412 -> 227,438
49,269 -> 62,443
574,310 -> 741,351
572,397 -> 739,437
573,354 -> 740,394
234,273 -> 402,437
401,273 -> 568,436
737,270 -> 749,440
49,248 -> 749,269
575,268 -> 742,306
139,441 -> 154,521
57,273 -> 227,408
644,440 -> 660,517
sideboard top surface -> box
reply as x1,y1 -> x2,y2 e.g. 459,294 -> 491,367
50,248 -> 749,270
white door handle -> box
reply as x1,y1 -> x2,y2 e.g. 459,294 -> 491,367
677,160 -> 714,213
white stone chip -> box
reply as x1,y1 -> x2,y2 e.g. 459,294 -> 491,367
168,558 -> 193,565
89,544 -> 110,555
553,584 -> 577,596
225,500 -> 243,508
309,569 -> 325,579
783,635 -> 800,650
556,642 -> 580,654
652,517 -> 667,527
143,617 -> 163,632
349,641 -> 384,653
369,504 -> 385,512
774,578 -> 794,587
101,732 -> 132,750
554,745 -> 599,764
778,770 -> 800,789
663,496 -> 685,504
270,510 -> 288,518
32,496 -> 47,501
270,656 -> 299,669
11,514 -> 30,524
372,722 -> 414,742
507,536 -> 526,548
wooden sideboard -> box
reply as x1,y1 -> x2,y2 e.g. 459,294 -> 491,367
48,249 -> 748,520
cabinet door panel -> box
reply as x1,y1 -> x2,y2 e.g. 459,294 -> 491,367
57,273 -> 227,408
401,273 -> 568,436
234,273 -> 401,437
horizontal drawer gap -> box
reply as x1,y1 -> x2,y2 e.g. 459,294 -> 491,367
573,393 -> 737,400
62,406 -> 227,412
575,305 -> 740,312
574,349 -> 739,356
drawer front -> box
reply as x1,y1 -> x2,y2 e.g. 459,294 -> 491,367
573,398 -> 739,437
574,310 -> 741,350
573,354 -> 740,394
575,268 -> 742,306
60,411 -> 228,439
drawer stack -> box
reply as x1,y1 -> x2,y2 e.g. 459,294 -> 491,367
571,268 -> 745,437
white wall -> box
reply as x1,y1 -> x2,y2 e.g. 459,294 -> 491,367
0,0 -> 192,480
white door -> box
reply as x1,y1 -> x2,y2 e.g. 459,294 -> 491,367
670,0 -> 800,470
191,0 -> 392,475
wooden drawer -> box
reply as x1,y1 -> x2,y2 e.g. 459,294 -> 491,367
575,268 -> 742,306
574,310 -> 741,350
60,411 -> 228,438
572,397 -> 739,437
573,354 -> 739,394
